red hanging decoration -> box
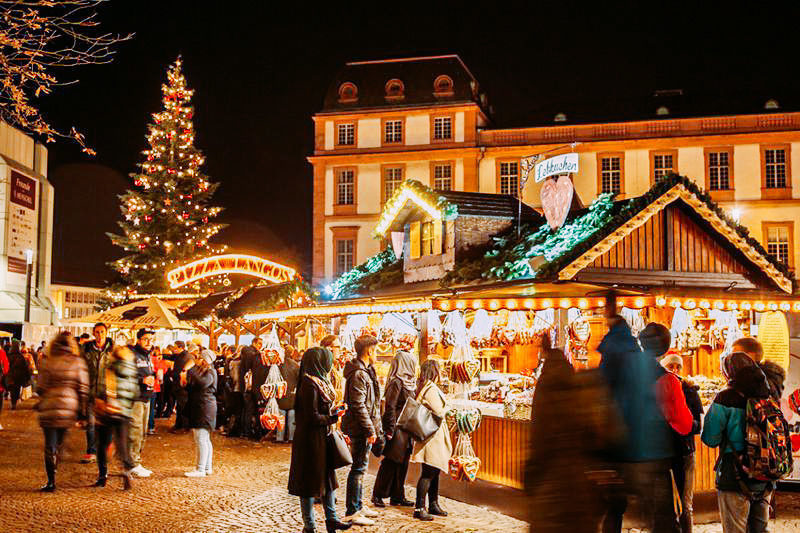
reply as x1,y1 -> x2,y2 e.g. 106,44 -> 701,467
144,215 -> 152,222
134,179 -> 142,186
182,212 -> 189,220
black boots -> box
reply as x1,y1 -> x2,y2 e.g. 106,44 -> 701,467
389,498 -> 414,507
39,481 -> 55,492
370,496 -> 386,508
413,509 -> 434,521
93,477 -> 107,487
41,449 -> 57,492
428,501 -> 448,516
325,519 -> 353,532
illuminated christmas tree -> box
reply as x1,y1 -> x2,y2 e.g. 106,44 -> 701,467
108,57 -> 226,297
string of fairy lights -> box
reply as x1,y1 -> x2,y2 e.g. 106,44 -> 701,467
107,57 -> 228,299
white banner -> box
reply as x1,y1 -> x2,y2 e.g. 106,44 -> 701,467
534,153 -> 579,183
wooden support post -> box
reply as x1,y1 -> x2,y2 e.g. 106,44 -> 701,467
554,308 -> 569,349
418,311 -> 429,360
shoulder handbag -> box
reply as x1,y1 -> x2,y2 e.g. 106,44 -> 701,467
327,428 -> 353,469
396,396 -> 442,442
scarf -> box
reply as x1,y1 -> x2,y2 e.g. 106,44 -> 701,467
387,350 -> 417,394
300,347 -> 335,403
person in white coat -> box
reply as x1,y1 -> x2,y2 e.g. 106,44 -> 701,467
410,359 -> 452,521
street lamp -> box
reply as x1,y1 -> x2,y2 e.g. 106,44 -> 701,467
24,249 -> 33,323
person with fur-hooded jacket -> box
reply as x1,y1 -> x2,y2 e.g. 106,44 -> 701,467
36,332 -> 89,492
702,352 -> 772,533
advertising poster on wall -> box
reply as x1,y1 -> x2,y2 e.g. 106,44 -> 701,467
7,170 -> 38,283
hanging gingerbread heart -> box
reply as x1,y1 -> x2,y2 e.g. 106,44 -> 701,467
540,175 -> 574,230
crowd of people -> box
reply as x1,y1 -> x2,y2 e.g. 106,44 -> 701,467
526,309 -> 791,533
0,308 -> 792,533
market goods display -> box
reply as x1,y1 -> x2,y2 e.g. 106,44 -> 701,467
260,364 -> 288,401
690,374 -> 727,408
448,433 -> 481,482
442,310 -> 469,348
262,327 -> 285,364
469,309 -> 494,348
378,312 -> 418,349
427,310 -> 443,350
260,398 -> 284,431
567,315 -> 591,363
445,408 -> 482,434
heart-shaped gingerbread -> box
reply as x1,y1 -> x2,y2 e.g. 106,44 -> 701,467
464,359 -> 481,381
540,175 -> 574,230
459,456 -> 481,482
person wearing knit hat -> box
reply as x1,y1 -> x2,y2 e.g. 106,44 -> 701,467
660,351 -> 683,374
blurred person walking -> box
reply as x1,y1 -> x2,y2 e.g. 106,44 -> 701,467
93,345 -> 138,490
410,359 -> 452,522
276,344 -> 301,443
342,335 -> 383,526
148,346 -> 170,434
240,337 -> 263,439
182,349 -> 218,477
81,322 -> 114,464
372,349 -> 416,508
128,329 -> 156,478
661,352 -> 704,533
0,340 -> 8,429
170,341 -> 192,431
223,345 -> 244,437
599,315 -> 687,533
288,347 -> 352,533
7,340 -> 31,409
36,332 -> 89,492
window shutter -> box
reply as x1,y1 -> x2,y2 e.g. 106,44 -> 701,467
433,220 -> 443,255
410,221 -> 421,259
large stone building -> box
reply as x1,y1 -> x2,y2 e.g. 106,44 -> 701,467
310,54 -> 800,287
0,122 -> 55,335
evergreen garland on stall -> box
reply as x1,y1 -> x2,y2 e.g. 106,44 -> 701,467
324,248 -> 401,299
107,57 -> 227,298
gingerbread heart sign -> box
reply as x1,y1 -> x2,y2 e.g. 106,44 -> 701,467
540,175 -> 574,230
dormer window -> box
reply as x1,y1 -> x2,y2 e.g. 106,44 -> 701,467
385,79 -> 405,101
338,82 -> 358,103
433,75 -> 454,97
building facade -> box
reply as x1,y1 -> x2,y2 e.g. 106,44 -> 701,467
0,122 -> 55,332
311,55 -> 800,287
49,283 -> 103,321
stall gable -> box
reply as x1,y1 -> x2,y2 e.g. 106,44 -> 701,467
560,183 -> 793,293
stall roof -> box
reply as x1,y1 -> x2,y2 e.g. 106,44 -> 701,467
178,290 -> 236,321
216,282 -> 301,320
69,297 -> 193,330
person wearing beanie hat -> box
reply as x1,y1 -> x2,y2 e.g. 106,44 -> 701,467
182,345 -> 218,477
660,352 -> 683,373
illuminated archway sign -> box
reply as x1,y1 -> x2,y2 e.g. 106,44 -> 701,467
166,254 -> 296,289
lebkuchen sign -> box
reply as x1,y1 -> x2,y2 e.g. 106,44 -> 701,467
534,153 -> 579,183
166,254 -> 296,289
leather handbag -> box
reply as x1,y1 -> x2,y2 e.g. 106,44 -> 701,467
326,428 -> 353,469
383,429 -> 412,463
396,396 -> 442,442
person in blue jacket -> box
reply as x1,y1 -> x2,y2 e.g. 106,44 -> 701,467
701,352 -> 772,533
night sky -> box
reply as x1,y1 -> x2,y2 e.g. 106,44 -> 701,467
41,2 -> 800,286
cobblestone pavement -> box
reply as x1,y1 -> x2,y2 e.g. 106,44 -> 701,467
0,401 -> 526,532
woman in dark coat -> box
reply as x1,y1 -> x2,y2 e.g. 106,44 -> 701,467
7,340 -> 31,409
36,332 -> 89,492
288,347 -> 351,533
182,349 -> 217,477
371,350 -> 416,507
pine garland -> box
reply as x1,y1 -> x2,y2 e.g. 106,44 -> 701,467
324,248 -> 400,299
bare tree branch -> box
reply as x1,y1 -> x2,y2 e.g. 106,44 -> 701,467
0,0 -> 133,154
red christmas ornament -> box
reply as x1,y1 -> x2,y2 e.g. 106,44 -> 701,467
144,215 -> 152,222
138,243 -> 146,249
182,212 -> 189,220
134,180 -> 142,186
202,217 -> 208,223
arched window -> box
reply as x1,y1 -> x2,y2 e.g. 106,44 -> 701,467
764,98 -> 780,110
338,82 -> 358,103
384,78 -> 405,101
433,75 -> 454,97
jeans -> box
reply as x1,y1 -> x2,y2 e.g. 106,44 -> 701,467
681,454 -> 696,533
300,488 -> 338,529
9,385 -> 21,408
128,400 -> 150,467
415,463 -> 441,509
97,419 -> 134,476
85,405 -> 97,455
717,489 -> 772,533
193,428 -> 213,473
346,436 -> 370,516
602,460 -> 679,533
43,427 -> 67,482
147,396 -> 157,431
276,409 -> 296,442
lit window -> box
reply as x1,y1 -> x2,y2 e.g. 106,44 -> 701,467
336,170 -> 355,205
384,167 -> 403,201
767,226 -> 790,265
765,149 -> 787,188
337,123 -> 355,146
433,116 -> 452,140
336,239 -> 354,276
499,161 -> 519,197
600,156 -> 621,194
653,154 -> 674,182
433,164 -> 452,190
421,221 -> 435,256
708,151 -> 730,190
384,120 -> 403,144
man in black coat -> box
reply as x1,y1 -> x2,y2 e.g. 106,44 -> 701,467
128,329 -> 156,477
80,322 -> 114,464
276,345 -> 301,443
170,341 -> 192,431
341,335 -> 382,525
239,337 -> 263,439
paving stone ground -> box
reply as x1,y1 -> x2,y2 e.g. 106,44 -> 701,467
0,400 -> 525,532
